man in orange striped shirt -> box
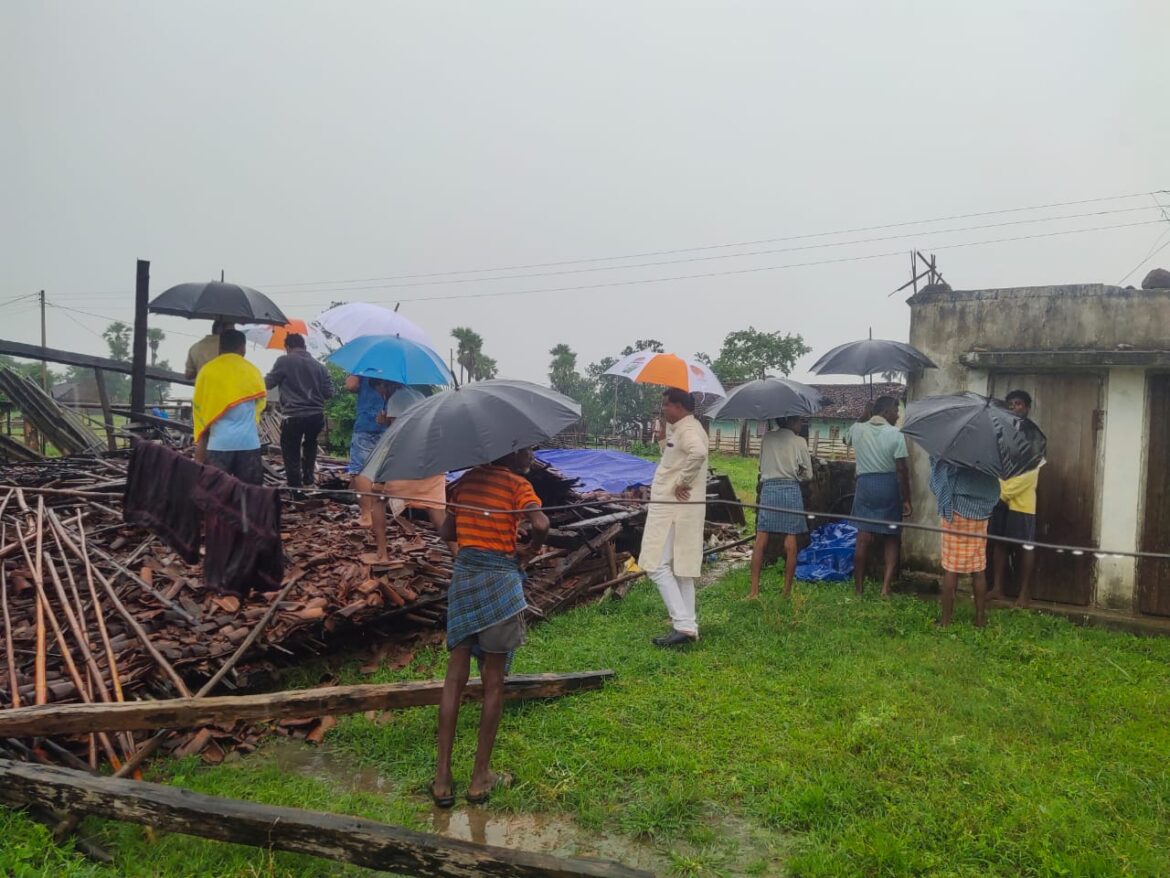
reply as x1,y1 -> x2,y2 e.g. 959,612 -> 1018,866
430,448 -> 549,807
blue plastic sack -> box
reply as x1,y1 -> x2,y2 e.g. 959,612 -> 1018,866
795,522 -> 857,582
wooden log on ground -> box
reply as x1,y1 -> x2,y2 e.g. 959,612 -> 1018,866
0,759 -> 650,878
0,670 -> 615,737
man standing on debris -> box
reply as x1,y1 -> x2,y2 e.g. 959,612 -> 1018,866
192,329 -> 266,485
185,320 -> 235,379
265,333 -> 333,491
845,395 -> 911,597
987,390 -> 1041,608
748,415 -> 812,600
345,376 -> 394,526
430,448 -> 549,807
639,388 -> 709,647
930,456 -> 1001,627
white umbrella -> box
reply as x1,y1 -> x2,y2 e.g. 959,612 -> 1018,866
241,319 -> 331,358
313,302 -> 433,350
603,350 -> 726,398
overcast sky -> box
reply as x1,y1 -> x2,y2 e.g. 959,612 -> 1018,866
3,1 -> 1168,393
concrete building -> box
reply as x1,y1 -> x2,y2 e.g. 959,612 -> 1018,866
904,282 -> 1170,618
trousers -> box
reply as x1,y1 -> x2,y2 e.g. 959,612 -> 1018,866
280,413 -> 324,488
647,524 -> 698,636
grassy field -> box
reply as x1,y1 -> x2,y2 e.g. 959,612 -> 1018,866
6,564 -> 1170,877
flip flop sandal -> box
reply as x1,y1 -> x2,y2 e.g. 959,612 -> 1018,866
428,781 -> 456,809
466,771 -> 514,805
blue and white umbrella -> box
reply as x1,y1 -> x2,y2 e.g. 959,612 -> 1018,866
327,335 -> 453,386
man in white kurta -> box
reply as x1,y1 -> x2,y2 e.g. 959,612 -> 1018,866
638,388 -> 710,646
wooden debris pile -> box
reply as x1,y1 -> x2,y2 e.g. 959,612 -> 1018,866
0,450 -> 649,767
0,367 -> 104,458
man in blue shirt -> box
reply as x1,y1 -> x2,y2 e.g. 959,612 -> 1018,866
929,457 -> 1001,627
345,376 -> 394,526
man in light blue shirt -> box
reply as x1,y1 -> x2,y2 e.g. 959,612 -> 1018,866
193,330 -> 265,485
844,396 -> 911,597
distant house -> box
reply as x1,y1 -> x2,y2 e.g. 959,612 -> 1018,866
52,376 -> 102,406
707,382 -> 905,458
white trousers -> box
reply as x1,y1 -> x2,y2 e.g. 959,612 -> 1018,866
647,524 -> 698,636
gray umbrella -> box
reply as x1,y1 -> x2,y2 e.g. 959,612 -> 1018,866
362,380 -> 582,482
149,281 -> 288,326
810,338 -> 936,377
704,377 -> 824,421
901,392 -> 1046,478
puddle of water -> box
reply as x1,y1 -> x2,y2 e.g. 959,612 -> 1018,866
430,808 -> 666,872
259,739 -> 785,875
265,738 -> 393,796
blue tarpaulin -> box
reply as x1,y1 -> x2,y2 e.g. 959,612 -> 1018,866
795,522 -> 857,582
534,448 -> 657,494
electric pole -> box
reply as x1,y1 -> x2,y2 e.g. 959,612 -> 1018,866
39,289 -> 47,391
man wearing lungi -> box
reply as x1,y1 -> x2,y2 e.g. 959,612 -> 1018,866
845,396 -> 911,597
639,388 -> 710,647
430,448 -> 549,807
748,416 -> 812,599
929,457 -> 1001,627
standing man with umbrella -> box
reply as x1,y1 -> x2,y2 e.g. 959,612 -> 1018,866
265,333 -> 333,491
901,393 -> 1047,628
185,320 -> 234,379
929,458 -> 1001,627
192,330 -> 267,485
749,415 -> 812,600
639,388 -> 710,647
346,376 -> 394,527
845,395 -> 912,597
358,379 -> 579,808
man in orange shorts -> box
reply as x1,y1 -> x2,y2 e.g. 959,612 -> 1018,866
929,457 -> 1001,627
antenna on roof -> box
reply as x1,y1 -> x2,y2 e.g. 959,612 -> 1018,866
889,251 -> 947,298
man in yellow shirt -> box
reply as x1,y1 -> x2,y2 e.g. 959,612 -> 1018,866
988,390 -> 1040,607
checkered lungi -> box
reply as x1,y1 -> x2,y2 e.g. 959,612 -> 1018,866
940,513 -> 990,574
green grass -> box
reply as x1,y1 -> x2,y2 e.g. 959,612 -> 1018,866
7,572 -> 1170,877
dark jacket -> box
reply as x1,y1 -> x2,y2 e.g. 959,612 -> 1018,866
265,350 -> 333,418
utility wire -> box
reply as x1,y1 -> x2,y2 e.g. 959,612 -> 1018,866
244,205 -> 1164,297
254,189 -> 1168,289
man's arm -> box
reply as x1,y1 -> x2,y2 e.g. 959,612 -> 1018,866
798,440 -> 813,481
193,432 -> 209,464
896,458 -> 912,517
320,364 -> 335,400
673,425 -> 708,501
265,356 -> 284,390
438,511 -> 457,543
520,504 -> 550,558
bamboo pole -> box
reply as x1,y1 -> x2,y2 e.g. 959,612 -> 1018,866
1,547 -> 19,709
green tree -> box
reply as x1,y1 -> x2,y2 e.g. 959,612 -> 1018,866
451,327 -> 498,382
548,343 -> 588,400
697,326 -> 810,385
581,339 -> 666,436
102,322 -> 131,362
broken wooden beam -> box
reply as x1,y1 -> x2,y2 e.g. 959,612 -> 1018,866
0,759 -> 650,877
0,670 -> 615,737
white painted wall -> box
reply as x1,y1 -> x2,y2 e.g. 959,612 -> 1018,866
1096,368 -> 1147,610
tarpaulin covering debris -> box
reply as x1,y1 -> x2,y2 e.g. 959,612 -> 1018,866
795,522 -> 857,582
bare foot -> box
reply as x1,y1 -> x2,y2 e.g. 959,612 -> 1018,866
744,590 -> 760,601
880,588 -> 892,599
360,552 -> 389,565
985,590 -> 1005,602
467,770 -> 513,803
1013,596 -> 1031,609
357,516 -> 372,529
781,587 -> 793,599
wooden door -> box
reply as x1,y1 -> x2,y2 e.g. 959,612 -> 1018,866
989,372 -> 1103,605
1138,374 -> 1170,616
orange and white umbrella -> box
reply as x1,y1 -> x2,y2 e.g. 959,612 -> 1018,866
242,319 -> 328,356
604,351 -> 726,397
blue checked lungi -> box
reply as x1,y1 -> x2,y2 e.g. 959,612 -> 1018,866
447,548 -> 527,670
852,472 -> 902,534
756,479 -> 808,535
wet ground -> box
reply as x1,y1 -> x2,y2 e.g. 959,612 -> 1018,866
264,738 -> 786,876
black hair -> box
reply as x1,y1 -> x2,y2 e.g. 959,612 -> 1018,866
284,333 -> 306,350
1006,389 -> 1032,408
872,395 -> 898,416
662,387 -> 696,412
219,329 -> 246,353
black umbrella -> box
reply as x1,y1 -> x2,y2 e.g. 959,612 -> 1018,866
362,379 -> 582,482
704,377 -> 823,421
901,392 -> 1046,478
149,281 -> 288,326
810,338 -> 936,377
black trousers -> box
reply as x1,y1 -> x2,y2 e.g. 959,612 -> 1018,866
205,449 -> 265,486
280,413 -> 324,488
